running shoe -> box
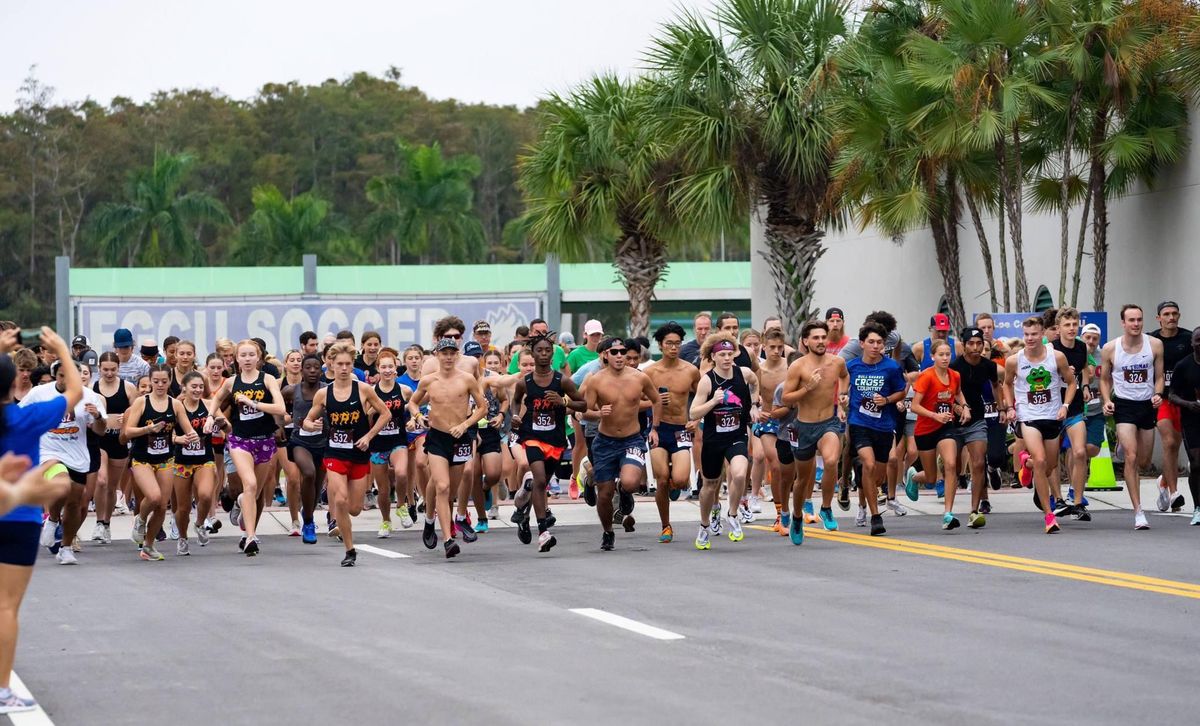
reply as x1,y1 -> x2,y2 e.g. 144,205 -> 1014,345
934,479 -> 945,499
238,536 -> 246,552
886,499 -> 908,516
789,515 -> 804,545
618,489 -> 635,517
1156,476 -> 1169,512
341,548 -> 357,567
708,505 -> 723,535
517,517 -> 532,545
377,520 -> 393,539
444,539 -> 461,558
455,516 -> 478,543
904,467 -> 919,501
302,522 -> 318,544
659,525 -> 673,543
422,520 -> 438,549
90,522 -> 104,542
176,539 -> 190,556
1171,492 -> 1186,512
737,503 -> 754,523
165,513 -> 180,540
1072,507 -> 1092,522
1044,513 -> 1060,534
1134,510 -> 1150,530
139,545 -> 164,561
328,523 -> 340,540
55,547 -> 78,565
694,526 -> 711,550
113,491 -> 129,516
197,524 -> 210,547
987,465 -> 1002,490
39,518 -> 56,549
289,521 -> 302,537
726,514 -> 744,542
543,510 -> 557,529
244,538 -> 260,556
818,507 -> 838,532
538,530 -> 557,553
487,504 -> 499,520
771,516 -> 784,535
1054,502 -> 1076,518
837,482 -> 851,512
155,527 -> 166,543
229,503 -> 241,529
365,491 -> 378,510
622,513 -> 636,532
869,514 -> 886,537
205,516 -> 222,533
979,499 -> 992,515
400,509 -> 414,529
855,506 -> 867,527
600,531 -> 615,551
0,687 -> 37,714
131,516 -> 146,547
749,494 -> 763,513
99,523 -> 111,545
568,475 -> 581,501
941,513 -> 960,530
669,485 -> 682,501
475,518 -> 489,533
484,490 -> 494,511
1066,487 -> 1090,507
407,503 -> 418,523
781,511 -> 791,530
968,512 -> 986,529
71,539 -> 81,553
802,501 -> 817,524
1191,507 -> 1200,526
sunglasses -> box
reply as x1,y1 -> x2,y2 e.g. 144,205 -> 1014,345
444,333 -> 462,340
608,348 -> 626,355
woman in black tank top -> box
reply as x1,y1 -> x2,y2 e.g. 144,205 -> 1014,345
282,354 -> 328,541
93,352 -> 139,529
122,365 -> 196,559
301,344 -> 392,566
214,340 -> 286,557
171,370 -> 229,553
369,349 -> 415,534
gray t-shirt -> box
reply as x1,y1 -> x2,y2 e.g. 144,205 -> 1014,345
117,355 -> 150,385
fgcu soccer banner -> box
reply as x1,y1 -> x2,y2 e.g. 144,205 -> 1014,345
978,312 -> 1108,343
75,297 -> 540,357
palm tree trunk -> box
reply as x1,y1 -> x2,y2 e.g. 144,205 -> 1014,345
1088,103 -> 1111,311
994,149 -> 1011,311
964,190 -> 998,312
1069,167 -> 1094,307
1005,126 -> 1030,311
613,233 -> 668,338
759,226 -> 825,344
928,169 -> 965,328
1059,82 -> 1082,305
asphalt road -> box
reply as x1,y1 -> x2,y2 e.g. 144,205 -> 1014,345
11,508 -> 1200,725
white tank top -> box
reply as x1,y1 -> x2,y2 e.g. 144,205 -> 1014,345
1112,334 -> 1154,401
1014,348 -> 1063,422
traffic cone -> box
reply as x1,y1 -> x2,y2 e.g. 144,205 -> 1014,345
1086,429 -> 1122,491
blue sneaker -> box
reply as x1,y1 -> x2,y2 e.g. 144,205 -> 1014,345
819,507 -> 838,531
781,512 -> 791,529
484,490 -> 493,511
904,467 -> 919,501
476,519 -> 489,533
935,479 -> 945,498
301,522 -> 317,544
48,522 -> 63,555
803,501 -> 814,517
789,515 -> 804,545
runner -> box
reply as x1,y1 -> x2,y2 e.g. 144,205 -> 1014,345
1004,316 -> 1077,533
824,308 -> 850,355
406,337 -> 488,558
584,337 -> 663,550
1100,304 -> 1165,529
1166,328 -> 1200,525
951,327 -> 1003,529
1150,301 -> 1191,512
845,322 -> 907,536
167,340 -> 198,398
398,344 -> 427,522
214,340 -> 287,556
749,328 -> 789,533
91,352 -> 137,545
1051,308 -> 1093,519
369,348 -> 413,536
644,322 -> 701,543
112,328 -> 150,385
474,350 -> 511,528
909,340 -> 970,531
911,314 -> 963,370
202,352 -> 229,503
302,342 -> 392,566
689,334 -> 758,549
123,365 -> 197,559
355,331 -> 382,384
1081,323 -> 1106,462
276,349 -> 304,532
300,331 -> 319,356
679,312 -> 711,367
171,371 -> 226,554
511,335 -> 587,552
782,321 -> 848,532
282,354 -> 326,544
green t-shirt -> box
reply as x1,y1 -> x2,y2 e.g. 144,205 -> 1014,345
566,346 -> 598,372
509,344 -> 568,373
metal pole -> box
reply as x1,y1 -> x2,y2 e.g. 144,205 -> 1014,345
546,254 -> 561,330
55,255 -> 70,335
302,254 -> 318,299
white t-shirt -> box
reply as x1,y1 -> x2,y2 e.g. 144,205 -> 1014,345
19,383 -> 106,473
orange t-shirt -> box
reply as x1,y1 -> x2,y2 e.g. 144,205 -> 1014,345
912,367 -> 961,436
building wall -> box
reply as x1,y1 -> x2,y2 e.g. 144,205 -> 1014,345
751,128 -> 1200,343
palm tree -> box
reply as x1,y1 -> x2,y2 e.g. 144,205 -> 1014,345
519,75 -> 679,337
645,0 -> 849,340
233,184 -> 358,265
88,150 -> 229,266
363,141 -> 484,265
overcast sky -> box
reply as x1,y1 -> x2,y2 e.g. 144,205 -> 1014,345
0,0 -> 718,111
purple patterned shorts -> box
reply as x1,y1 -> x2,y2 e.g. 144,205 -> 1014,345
227,435 -> 278,466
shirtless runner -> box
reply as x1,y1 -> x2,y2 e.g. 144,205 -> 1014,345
644,322 -> 700,543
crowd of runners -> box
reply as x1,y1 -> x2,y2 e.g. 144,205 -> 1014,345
0,302 -> 1198,711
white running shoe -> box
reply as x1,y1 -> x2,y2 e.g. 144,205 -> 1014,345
165,512 -> 180,540
738,503 -> 755,523
855,506 -> 868,527
230,502 -> 242,529
131,516 -> 146,546
90,522 -> 104,542
400,509 -> 414,529
1156,476 -> 1169,512
886,499 -> 908,516
113,491 -> 129,515
99,523 -> 112,545
749,494 -> 763,513
694,526 -> 711,550
55,547 -> 77,565
71,540 -> 81,553
1134,510 -> 1150,530
726,513 -> 744,542
176,539 -> 190,556
1191,507 -> 1200,526
196,523 -> 210,547
377,520 -> 393,538
39,519 -> 57,548
708,506 -> 723,536
488,504 -> 499,520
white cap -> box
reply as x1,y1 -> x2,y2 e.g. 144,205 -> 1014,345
1081,323 -> 1101,336
583,319 -> 604,336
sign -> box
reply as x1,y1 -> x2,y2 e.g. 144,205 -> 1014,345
75,297 -> 540,358
977,312 -> 1108,344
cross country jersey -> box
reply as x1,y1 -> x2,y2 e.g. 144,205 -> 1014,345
20,383 -> 105,472
1151,328 -> 1193,395
702,367 -> 751,445
1014,348 -> 1063,421
518,371 -> 567,447
131,395 -> 176,464
324,382 -> 370,463
290,382 -> 327,448
175,399 -> 214,466
846,357 -> 905,432
1112,335 -> 1154,401
230,371 -> 277,438
371,381 -> 408,452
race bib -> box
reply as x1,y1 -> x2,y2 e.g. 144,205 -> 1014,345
182,437 -> 205,454
508,432 -> 519,447
935,402 -> 952,416
329,429 -> 353,449
1164,370 -> 1173,387
1027,389 -> 1051,406
148,434 -> 170,456
453,441 -> 473,463
239,402 -> 263,421
1124,368 -> 1148,384
675,429 -> 693,449
984,401 -> 998,420
380,418 -> 398,435
624,446 -> 646,466
716,412 -> 740,433
859,398 -> 882,419
533,412 -> 555,432
787,427 -> 798,445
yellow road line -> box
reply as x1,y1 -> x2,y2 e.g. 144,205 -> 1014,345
746,524 -> 1200,600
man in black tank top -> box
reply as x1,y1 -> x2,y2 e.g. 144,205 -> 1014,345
1051,309 -> 1093,517
512,336 -> 587,553
1150,301 -> 1191,511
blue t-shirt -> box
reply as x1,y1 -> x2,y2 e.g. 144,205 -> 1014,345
1,397 -> 69,523
846,357 -> 906,432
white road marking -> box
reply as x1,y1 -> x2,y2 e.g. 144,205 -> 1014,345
7,670 -> 55,725
569,608 -> 685,640
355,544 -> 411,559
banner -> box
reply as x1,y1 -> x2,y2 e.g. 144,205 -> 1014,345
977,312 -> 1108,343
75,297 -> 541,358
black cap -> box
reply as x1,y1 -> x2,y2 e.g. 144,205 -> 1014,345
71,335 -> 88,348
462,341 -> 484,358
961,327 -> 984,342
434,337 -> 459,352
825,307 -> 844,320
1157,300 -> 1180,314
